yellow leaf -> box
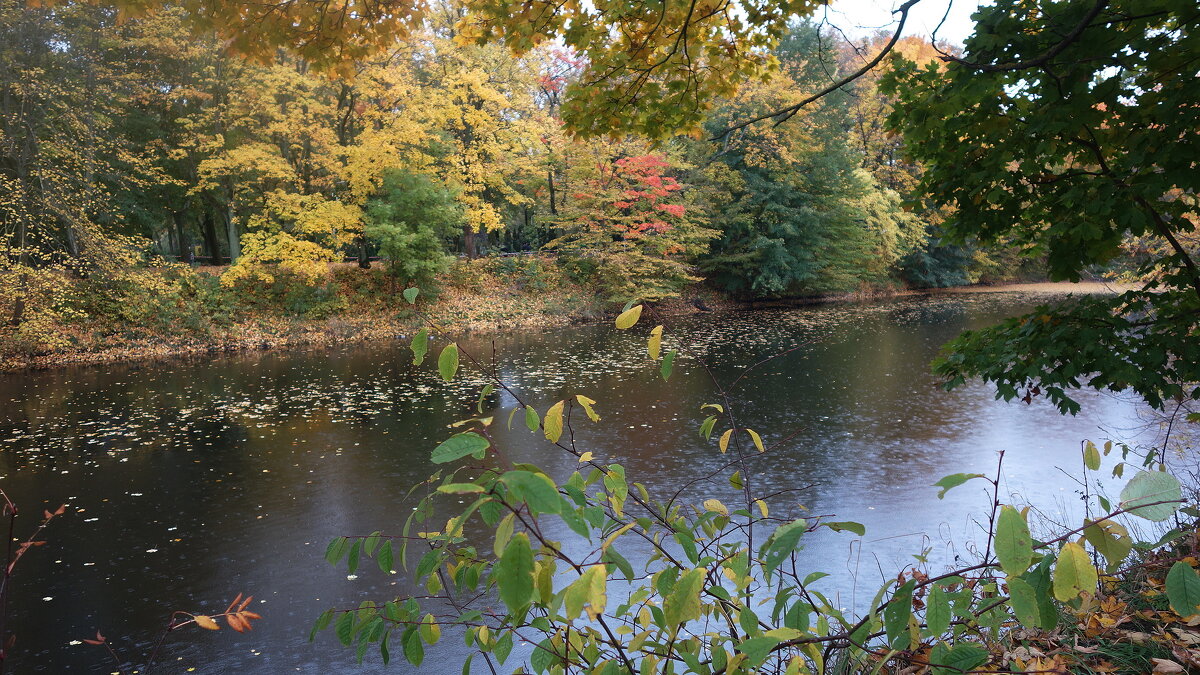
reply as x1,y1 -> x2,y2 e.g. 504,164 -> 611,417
755,499 -> 769,518
719,429 -> 733,453
576,395 -> 600,422
193,615 -> 220,630
648,325 -> 663,360
544,400 -> 565,443
579,451 -> 594,462
703,499 -> 729,517
615,305 -> 643,330
747,429 -> 765,452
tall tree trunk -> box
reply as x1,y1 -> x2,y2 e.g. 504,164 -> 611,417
463,224 -> 477,259
547,168 -> 558,215
201,211 -> 222,265
224,199 -> 240,263
173,211 -> 191,263
8,273 -> 28,328
358,236 -> 370,269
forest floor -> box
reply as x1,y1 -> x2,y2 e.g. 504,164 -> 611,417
0,261 -> 1125,372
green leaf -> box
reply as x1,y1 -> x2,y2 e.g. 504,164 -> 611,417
524,405 -> 539,432
410,327 -> 429,366
930,643 -> 988,675
477,383 -> 495,414
1167,561 -> 1200,618
564,565 -> 607,620
1006,577 -> 1039,627
1119,470 -> 1182,521
494,632 -> 514,664
324,536 -> 349,565
431,432 -> 490,464
377,542 -> 394,573
925,585 -> 949,636
335,611 -> 354,646
311,608 -> 334,641
761,519 -> 807,578
648,324 -> 663,359
661,349 -> 677,381
884,580 -> 915,650
1084,520 -> 1132,570
663,567 -> 707,628
501,471 -> 561,515
823,521 -> 866,537
1052,541 -> 1098,601
543,400 -> 564,443
402,627 -> 424,666
403,287 -> 419,304
438,343 -> 459,382
932,473 -> 985,499
1083,440 -> 1101,471
995,506 -> 1033,577
615,304 -> 643,329
494,533 -> 535,613
736,636 -> 780,667
698,415 -> 717,440
437,483 -> 485,494
531,639 -> 556,674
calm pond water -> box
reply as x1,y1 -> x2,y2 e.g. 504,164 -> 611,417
0,289 -> 1157,672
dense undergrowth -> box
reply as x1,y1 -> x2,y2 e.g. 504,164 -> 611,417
0,256 -> 618,369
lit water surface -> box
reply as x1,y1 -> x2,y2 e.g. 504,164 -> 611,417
0,290 -> 1155,672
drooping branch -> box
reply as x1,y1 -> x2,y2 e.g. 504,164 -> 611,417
935,0 -> 1110,72
712,0 -> 923,140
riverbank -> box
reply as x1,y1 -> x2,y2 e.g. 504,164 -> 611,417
0,259 -> 1121,372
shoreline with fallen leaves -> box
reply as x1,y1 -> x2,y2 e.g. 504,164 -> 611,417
0,278 -> 1120,373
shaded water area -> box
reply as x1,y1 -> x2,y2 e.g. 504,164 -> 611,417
0,289 -> 1158,672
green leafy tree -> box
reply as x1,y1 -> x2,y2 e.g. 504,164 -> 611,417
364,169 -> 463,289
884,0 -> 1200,413
699,25 -> 922,297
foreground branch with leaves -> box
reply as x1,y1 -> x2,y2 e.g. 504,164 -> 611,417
313,293 -> 1197,674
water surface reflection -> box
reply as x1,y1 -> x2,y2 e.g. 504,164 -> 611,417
0,290 -> 1152,672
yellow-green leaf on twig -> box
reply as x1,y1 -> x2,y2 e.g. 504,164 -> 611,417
1166,561 -> 1200,618
615,305 -> 642,329
719,429 -> 733,453
411,327 -> 429,366
544,400 -> 565,443
564,565 -> 607,620
576,395 -> 600,422
995,506 -> 1033,577
1052,541 -> 1097,601
438,343 -> 459,382
648,325 -> 663,359
747,429 -> 765,452
1083,441 -> 1101,471
703,499 -> 729,517
663,567 -> 706,628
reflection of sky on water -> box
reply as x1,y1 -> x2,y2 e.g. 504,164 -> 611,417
0,290 -> 1158,672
